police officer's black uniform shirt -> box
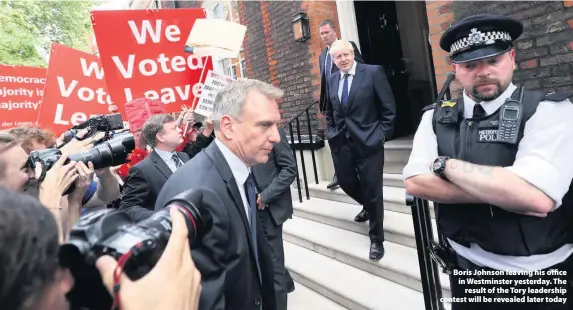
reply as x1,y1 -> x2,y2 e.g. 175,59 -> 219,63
402,83 -> 573,271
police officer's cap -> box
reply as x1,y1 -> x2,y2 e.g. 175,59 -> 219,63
440,14 -> 523,64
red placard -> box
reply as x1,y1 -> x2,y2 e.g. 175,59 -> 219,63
37,43 -> 114,135
91,8 -> 213,114
0,65 -> 46,129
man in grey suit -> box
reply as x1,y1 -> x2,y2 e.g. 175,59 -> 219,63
155,79 -> 284,310
252,128 -> 296,310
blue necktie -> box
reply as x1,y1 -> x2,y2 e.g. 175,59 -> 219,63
341,74 -> 349,105
325,52 -> 332,76
245,173 -> 261,282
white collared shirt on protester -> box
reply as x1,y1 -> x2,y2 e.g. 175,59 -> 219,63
402,82 -> 573,271
154,148 -> 183,173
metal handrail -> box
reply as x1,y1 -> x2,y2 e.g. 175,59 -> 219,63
282,100 -> 320,203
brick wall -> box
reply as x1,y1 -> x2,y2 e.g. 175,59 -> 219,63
427,1 -> 573,97
238,1 -> 318,126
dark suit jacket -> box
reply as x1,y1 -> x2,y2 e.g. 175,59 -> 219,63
252,128 -> 296,226
319,40 -> 364,112
154,142 -> 276,310
119,150 -> 190,222
325,63 -> 396,155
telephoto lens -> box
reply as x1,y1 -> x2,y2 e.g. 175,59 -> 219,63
60,188 -> 212,310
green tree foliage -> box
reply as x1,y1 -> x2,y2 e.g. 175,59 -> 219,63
0,0 -> 97,67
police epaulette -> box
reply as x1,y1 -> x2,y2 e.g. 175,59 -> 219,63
422,103 -> 436,111
543,92 -> 573,102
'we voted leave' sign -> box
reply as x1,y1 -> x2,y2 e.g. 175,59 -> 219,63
37,43 -> 114,135
91,8 -> 213,114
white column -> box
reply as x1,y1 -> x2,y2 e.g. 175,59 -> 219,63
335,0 -> 361,50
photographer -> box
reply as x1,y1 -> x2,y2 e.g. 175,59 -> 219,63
10,126 -> 121,209
0,187 -> 201,310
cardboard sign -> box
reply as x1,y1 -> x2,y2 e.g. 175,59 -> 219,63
91,8 -> 213,114
0,65 -> 46,129
186,19 -> 247,59
37,43 -> 114,135
195,70 -> 235,117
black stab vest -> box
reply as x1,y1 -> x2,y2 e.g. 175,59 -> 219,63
431,89 -> 573,256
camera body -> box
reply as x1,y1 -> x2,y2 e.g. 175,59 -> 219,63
60,188 -> 212,310
27,133 -> 135,195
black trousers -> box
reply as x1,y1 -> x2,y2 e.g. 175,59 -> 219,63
259,209 -> 288,310
331,138 -> 385,243
449,253 -> 573,310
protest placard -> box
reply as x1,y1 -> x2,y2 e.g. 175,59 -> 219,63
0,65 -> 46,129
195,70 -> 235,117
37,43 -> 114,135
91,8 -> 214,114
185,18 -> 247,59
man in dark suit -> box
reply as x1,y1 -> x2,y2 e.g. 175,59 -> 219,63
325,39 -> 396,261
252,128 -> 296,310
318,19 -> 364,191
155,79 -> 284,310
119,114 -> 190,222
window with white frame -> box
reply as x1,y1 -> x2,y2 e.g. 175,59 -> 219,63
213,3 -> 223,19
149,0 -> 161,9
240,60 -> 246,78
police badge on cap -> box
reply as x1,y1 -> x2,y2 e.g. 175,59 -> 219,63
440,14 -> 523,64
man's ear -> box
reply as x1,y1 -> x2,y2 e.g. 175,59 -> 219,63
219,115 -> 235,140
56,268 -> 74,295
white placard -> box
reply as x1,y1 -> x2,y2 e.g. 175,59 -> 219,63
186,19 -> 247,59
195,70 -> 236,117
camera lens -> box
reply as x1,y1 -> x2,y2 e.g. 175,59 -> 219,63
138,196 -> 204,248
68,134 -> 135,170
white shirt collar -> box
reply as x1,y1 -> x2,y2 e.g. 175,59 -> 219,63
462,82 -> 517,117
214,138 -> 250,185
340,61 -> 357,79
154,148 -> 176,163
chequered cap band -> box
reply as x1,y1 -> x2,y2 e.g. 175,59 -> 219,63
450,28 -> 512,55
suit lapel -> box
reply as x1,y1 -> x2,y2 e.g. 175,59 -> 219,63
150,150 -> 172,179
205,143 -> 259,268
330,71 -> 341,107
319,48 -> 326,77
346,63 -> 364,110
178,152 -> 190,163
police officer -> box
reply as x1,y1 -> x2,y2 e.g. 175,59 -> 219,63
403,14 -> 573,309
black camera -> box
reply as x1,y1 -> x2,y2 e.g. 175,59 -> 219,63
60,114 -> 124,144
26,134 -> 135,195
60,188 -> 212,310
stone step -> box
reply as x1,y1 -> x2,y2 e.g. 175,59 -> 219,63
292,197 -> 439,248
284,241 -> 431,310
384,173 -> 405,188
288,281 -> 348,310
284,216 -> 451,299
302,181 -> 435,218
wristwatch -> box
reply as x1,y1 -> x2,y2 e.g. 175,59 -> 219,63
431,156 -> 450,180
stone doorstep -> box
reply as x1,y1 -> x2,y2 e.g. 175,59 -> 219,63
294,181 -> 436,218
292,197 -> 439,249
287,281 -> 348,310
283,215 -> 451,299
284,241 -> 429,310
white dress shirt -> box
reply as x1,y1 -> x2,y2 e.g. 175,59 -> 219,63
337,61 -> 357,102
215,139 -> 252,223
154,148 -> 182,173
402,83 -> 573,271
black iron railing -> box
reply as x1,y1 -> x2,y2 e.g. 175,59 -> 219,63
282,100 -> 322,203
406,72 -> 456,310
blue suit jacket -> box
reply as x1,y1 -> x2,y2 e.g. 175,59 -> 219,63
324,62 -> 397,155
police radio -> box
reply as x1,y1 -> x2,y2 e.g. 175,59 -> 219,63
497,86 -> 524,145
